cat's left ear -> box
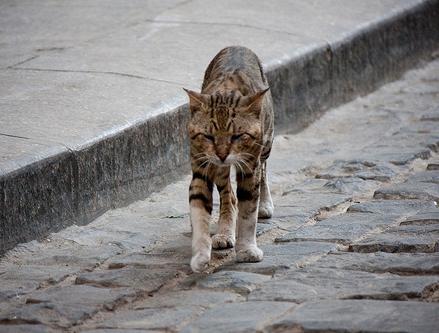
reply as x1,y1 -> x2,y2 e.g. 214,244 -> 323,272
240,88 -> 269,117
183,88 -> 209,112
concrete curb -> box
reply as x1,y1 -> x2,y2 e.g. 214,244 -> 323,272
1,0 -> 438,254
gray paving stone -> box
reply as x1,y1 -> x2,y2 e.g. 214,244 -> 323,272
134,290 -> 244,310
0,264 -> 76,301
93,306 -> 203,331
361,148 -> 431,166
4,241 -> 122,270
196,271 -> 271,295
106,252 -> 188,270
310,251 -> 439,275
220,242 -> 337,275
408,170 -> 439,184
0,285 -> 135,328
256,221 -> 277,237
349,224 -> 439,253
180,301 -> 295,333
274,190 -> 351,222
276,213 -> 394,245
316,160 -> 397,182
84,328 -> 156,333
0,325 -> 55,333
52,225 -> 153,251
271,300 -> 439,333
401,210 -> 439,225
322,176 -> 380,196
347,199 -> 437,216
248,267 -> 439,303
374,181 -> 439,201
76,267 -> 178,291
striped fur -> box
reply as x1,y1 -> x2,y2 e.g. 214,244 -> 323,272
185,46 -> 274,272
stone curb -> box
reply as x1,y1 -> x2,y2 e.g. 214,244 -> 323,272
1,0 -> 438,254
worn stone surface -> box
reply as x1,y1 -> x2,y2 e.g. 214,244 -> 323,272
349,225 -> 439,253
220,242 -> 337,275
93,306 -> 203,331
272,300 -> 439,333
196,271 -> 271,295
0,325 -> 55,333
180,301 -> 295,333
134,290 -> 244,310
0,264 -> 76,301
374,181 -> 439,201
276,213 -> 394,245
401,210 -> 439,225
248,267 -> 439,302
106,252 -> 189,270
347,199 -> 437,216
75,267 -> 178,291
309,252 -> 439,275
0,285 -> 135,328
315,160 -> 398,182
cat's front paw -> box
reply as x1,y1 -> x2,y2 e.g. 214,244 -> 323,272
236,245 -> 264,262
190,251 -> 211,273
212,234 -> 235,249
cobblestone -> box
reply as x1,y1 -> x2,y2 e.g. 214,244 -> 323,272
1,58 -> 439,331
248,267 -> 438,303
271,300 -> 439,333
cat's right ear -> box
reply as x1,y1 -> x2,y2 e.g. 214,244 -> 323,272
183,88 -> 209,112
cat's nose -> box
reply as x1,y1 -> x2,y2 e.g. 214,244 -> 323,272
217,152 -> 228,162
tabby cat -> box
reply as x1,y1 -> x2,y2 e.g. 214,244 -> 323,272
184,46 -> 274,272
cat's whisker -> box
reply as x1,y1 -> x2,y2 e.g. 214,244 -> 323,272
239,158 -> 253,173
252,142 -> 266,149
193,156 -> 208,163
234,161 -> 245,178
197,159 -> 210,172
240,152 -> 254,157
202,159 -> 213,179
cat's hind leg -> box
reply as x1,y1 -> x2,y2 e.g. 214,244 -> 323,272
258,162 -> 273,219
212,166 -> 237,249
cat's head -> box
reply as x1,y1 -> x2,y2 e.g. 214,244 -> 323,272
185,88 -> 268,168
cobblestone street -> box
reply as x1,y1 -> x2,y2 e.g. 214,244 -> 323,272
1,58 -> 439,332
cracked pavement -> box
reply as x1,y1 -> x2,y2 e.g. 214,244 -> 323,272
1,54 -> 438,332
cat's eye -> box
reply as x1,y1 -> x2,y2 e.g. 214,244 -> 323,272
231,134 -> 245,142
204,134 -> 215,142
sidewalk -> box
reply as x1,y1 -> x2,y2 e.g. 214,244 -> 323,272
0,54 -> 438,332
1,0 -> 439,253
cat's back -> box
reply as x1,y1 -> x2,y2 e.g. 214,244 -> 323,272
202,46 -> 267,93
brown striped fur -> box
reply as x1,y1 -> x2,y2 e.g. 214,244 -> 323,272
185,46 -> 274,272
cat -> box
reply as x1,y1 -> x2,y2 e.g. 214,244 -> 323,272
184,46 -> 274,273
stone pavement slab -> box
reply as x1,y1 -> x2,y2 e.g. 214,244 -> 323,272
219,242 -> 338,275
272,300 -> 439,333
248,267 -> 438,303
307,251 -> 439,275
179,301 -> 295,333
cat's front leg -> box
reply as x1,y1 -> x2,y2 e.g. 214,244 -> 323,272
189,173 -> 213,272
212,167 -> 237,249
235,166 -> 263,262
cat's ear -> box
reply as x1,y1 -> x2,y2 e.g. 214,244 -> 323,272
183,88 -> 209,111
239,88 -> 269,117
